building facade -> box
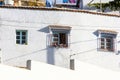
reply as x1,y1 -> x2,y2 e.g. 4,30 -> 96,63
0,6 -> 120,70
1,0 -> 114,10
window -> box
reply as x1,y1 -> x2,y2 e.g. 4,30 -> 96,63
16,30 -> 27,45
48,25 -> 71,48
100,34 -> 114,51
98,30 -> 117,52
52,32 -> 68,47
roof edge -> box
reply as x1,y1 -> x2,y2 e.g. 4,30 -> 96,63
0,6 -> 120,17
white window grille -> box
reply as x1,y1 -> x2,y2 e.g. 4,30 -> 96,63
98,30 -> 117,52
48,25 -> 71,48
100,36 -> 114,51
51,32 -> 68,47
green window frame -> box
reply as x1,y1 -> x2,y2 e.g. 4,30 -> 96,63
16,30 -> 28,45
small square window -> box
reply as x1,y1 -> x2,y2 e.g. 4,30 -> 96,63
48,25 -> 71,48
99,33 -> 116,52
50,31 -> 69,48
16,30 -> 27,45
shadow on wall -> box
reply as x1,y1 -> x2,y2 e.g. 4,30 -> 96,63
38,26 -> 49,33
93,30 -> 98,37
3,26 -> 55,68
47,47 -> 55,65
3,48 -> 47,62
38,26 -> 55,65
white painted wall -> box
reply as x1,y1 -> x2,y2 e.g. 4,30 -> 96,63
74,59 -> 120,71
1,60 -> 120,80
30,60 -> 120,80
0,7 -> 120,71
0,63 -> 31,80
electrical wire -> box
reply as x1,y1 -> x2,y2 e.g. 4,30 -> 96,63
1,19 -> 120,29
70,48 -> 97,57
1,18 -> 120,62
3,48 -> 47,62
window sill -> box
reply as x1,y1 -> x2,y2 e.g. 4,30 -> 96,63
97,48 -> 115,52
50,44 -> 69,48
16,43 -> 28,45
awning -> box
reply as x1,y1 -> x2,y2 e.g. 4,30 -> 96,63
49,25 -> 71,30
98,29 -> 118,34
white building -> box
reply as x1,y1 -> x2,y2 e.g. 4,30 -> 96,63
0,6 -> 120,71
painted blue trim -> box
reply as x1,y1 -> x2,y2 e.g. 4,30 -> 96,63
0,1 -> 4,5
63,0 -> 69,3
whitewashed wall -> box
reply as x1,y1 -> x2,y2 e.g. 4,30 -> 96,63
73,59 -> 120,71
30,60 -> 120,80
1,60 -> 120,80
0,7 -> 120,70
